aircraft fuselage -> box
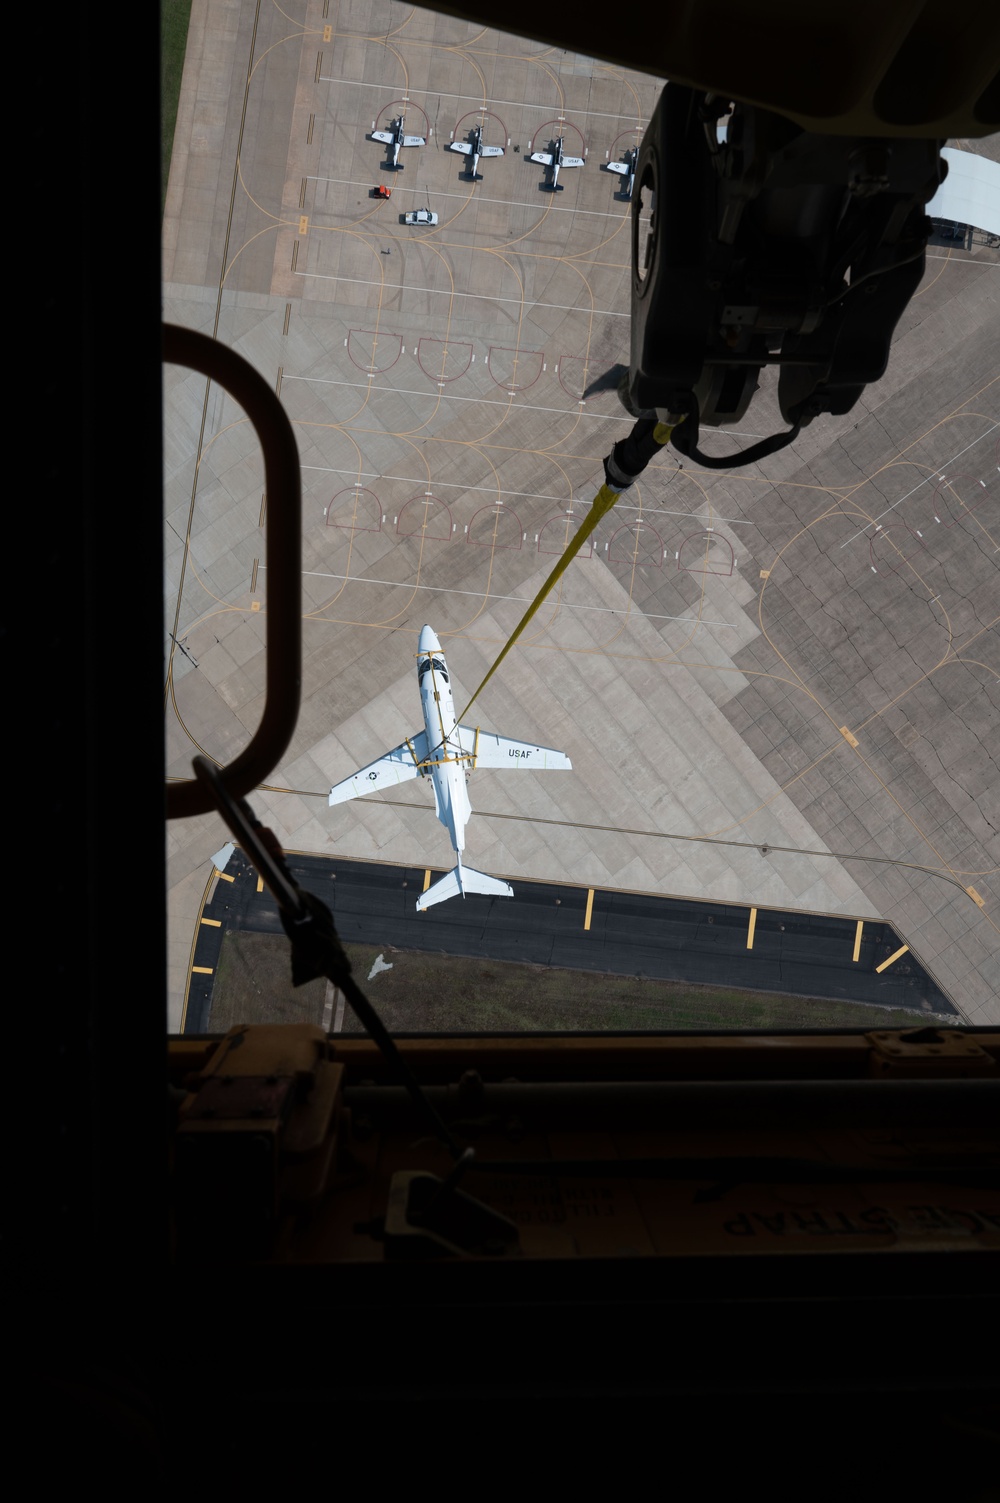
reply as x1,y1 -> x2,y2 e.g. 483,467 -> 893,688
371,116 -> 426,169
468,125 -> 483,179
528,135 -> 582,191
328,624 -> 571,908
417,625 -> 471,853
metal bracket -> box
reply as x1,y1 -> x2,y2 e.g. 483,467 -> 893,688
383,1168 -> 520,1259
866,1028 -> 995,1077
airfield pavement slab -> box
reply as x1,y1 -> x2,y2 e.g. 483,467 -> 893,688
164,0 -> 999,1029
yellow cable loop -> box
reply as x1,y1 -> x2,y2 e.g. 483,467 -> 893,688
457,420 -> 679,721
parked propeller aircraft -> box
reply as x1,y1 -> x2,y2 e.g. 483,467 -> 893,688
328,626 -> 572,910
528,136 -> 584,190
370,115 -> 426,168
606,146 -> 637,198
449,121 -> 505,180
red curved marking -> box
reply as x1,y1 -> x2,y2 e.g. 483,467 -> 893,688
537,514 -> 593,558
396,492 -> 453,541
556,356 -> 591,401
451,108 -> 508,145
926,471 -> 992,528
376,100 -> 431,137
677,531 -> 733,576
326,488 -> 382,532
609,522 -> 664,568
869,525 -> 926,575
528,119 -> 586,157
467,503 -> 522,550
607,126 -> 643,160
416,337 -> 473,383
347,329 -> 402,374
486,346 -> 543,392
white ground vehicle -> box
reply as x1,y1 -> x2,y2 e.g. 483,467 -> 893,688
403,208 -> 438,226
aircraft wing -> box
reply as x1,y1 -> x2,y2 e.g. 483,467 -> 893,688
607,159 -> 630,175
449,141 -> 472,153
328,730 -> 429,806
456,725 -> 572,771
370,131 -> 394,144
480,146 -> 504,157
528,150 -> 554,166
402,134 -> 426,147
562,154 -> 585,168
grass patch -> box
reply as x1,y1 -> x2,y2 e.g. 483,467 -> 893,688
161,0 -> 194,217
211,930 -> 330,1030
207,931 -> 929,1033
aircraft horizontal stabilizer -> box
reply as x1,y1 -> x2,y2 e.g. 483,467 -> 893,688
416,864 -> 513,911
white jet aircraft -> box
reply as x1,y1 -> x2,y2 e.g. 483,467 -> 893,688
328,625 -> 572,911
370,115 -> 426,169
606,147 -> 637,199
528,136 -> 584,191
449,122 -> 504,180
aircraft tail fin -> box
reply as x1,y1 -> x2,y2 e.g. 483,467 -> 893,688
415,860 -> 513,911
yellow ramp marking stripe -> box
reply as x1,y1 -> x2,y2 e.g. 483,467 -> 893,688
584,889 -> 594,930
852,920 -> 863,962
746,908 -> 757,949
215,870 -> 235,883
257,874 -> 264,893
200,917 -> 221,928
839,726 -> 859,748
423,868 -> 432,891
192,966 -> 213,975
966,886 -> 985,908
876,943 -> 910,974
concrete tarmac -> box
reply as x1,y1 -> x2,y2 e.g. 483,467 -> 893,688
164,1 -> 1000,1027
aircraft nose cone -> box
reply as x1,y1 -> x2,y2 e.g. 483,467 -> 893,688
418,624 -> 441,654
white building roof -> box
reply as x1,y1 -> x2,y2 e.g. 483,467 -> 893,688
928,147 -> 1000,238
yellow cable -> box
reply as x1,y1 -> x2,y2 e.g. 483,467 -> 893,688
457,421 -> 678,720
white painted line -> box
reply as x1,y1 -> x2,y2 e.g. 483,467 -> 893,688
297,266 -> 629,317
284,372 -> 632,422
303,174 -> 628,221
925,252 -> 1000,263
261,565 -> 740,626
299,466 -> 755,524
326,78 -> 644,121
